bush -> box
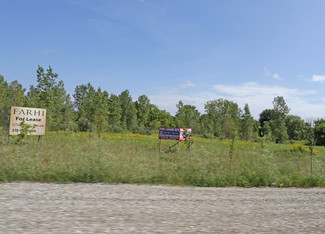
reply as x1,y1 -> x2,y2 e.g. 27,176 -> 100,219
107,125 -> 127,133
131,126 -> 152,135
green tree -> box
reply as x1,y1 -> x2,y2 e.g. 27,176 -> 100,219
27,66 -> 72,131
73,83 -> 110,134
262,121 -> 273,141
146,104 -> 175,130
314,119 -> 325,146
272,96 -> 290,143
93,88 -> 110,135
108,94 -> 122,130
198,114 -> 214,137
285,115 -> 306,141
159,109 -> 175,128
119,90 -> 137,130
0,75 -> 9,123
273,96 -> 290,117
1,80 -> 26,142
148,104 -> 162,130
7,80 -> 25,107
259,97 -> 290,143
240,104 -> 255,141
73,83 -> 91,121
135,95 -> 150,127
259,109 -> 275,128
0,75 -> 9,143
175,101 -> 200,132
204,99 -> 241,138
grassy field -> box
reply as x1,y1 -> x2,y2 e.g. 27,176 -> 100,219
1,131 -> 325,187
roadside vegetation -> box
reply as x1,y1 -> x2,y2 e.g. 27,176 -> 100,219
1,131 -> 325,187
1,65 -> 325,187
1,66 -> 325,146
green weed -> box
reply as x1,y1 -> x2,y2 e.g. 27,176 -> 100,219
1,132 -> 325,187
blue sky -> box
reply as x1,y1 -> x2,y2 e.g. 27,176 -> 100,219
1,0 -> 325,119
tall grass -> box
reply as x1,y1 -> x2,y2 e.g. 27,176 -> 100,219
1,131 -> 325,187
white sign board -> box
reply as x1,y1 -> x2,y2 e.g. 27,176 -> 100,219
9,106 -> 46,136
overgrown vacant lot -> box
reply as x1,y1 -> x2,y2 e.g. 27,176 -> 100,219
1,131 -> 325,187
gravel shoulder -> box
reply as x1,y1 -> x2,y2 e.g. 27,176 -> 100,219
1,182 -> 325,233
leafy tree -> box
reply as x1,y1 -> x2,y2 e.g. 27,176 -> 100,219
119,90 -> 137,130
259,109 -> 275,128
135,95 -> 150,127
272,120 -> 288,143
198,114 -> 214,137
93,88 -> 110,135
241,104 -> 255,141
272,96 -> 290,143
158,110 -> 175,128
7,80 -> 25,107
73,83 -> 90,121
0,79 -> 26,142
108,94 -> 122,130
204,99 -> 241,138
127,103 -> 137,130
285,115 -> 306,141
259,97 -> 290,143
27,65 -> 72,131
314,119 -> 325,146
148,104 -> 161,130
273,96 -> 290,118
73,83 -> 110,134
175,101 -> 200,132
259,109 -> 275,137
0,75 -> 8,123
0,75 -> 9,143
261,121 -> 273,141
73,83 -> 96,131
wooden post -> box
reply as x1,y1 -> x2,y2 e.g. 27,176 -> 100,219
37,135 -> 43,146
160,139 -> 162,152
8,135 -> 11,144
178,140 -> 180,152
2,106 -> 10,144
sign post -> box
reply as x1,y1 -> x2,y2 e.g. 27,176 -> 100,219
9,106 -> 46,144
158,127 -> 192,152
2,107 -> 10,144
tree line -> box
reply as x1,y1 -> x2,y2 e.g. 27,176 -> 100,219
1,66 -> 325,145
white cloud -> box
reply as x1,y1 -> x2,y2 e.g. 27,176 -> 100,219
148,82 -> 324,119
264,67 -> 281,80
272,73 -> 280,80
214,82 -> 300,97
213,82 -> 321,118
179,81 -> 196,88
311,74 -> 325,82
148,87 -> 213,115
